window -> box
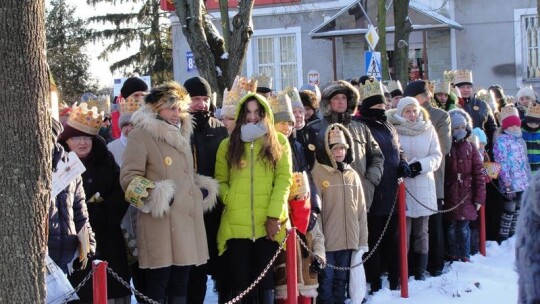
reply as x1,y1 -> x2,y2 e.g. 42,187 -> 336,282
247,27 -> 302,91
515,8 -> 540,83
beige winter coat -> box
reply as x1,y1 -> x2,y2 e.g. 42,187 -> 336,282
120,105 -> 218,269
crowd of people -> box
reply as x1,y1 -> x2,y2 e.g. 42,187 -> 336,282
47,69 -> 540,304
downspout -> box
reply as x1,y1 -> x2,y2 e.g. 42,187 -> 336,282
332,37 -> 337,81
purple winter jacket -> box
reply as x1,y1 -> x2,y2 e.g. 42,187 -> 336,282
444,139 -> 486,221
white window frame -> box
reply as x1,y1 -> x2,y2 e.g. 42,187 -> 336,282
514,7 -> 539,86
247,27 -> 303,91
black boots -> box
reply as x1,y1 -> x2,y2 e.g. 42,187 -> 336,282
413,253 -> 428,281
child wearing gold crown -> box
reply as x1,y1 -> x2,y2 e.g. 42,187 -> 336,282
311,123 -> 368,304
522,102 -> 540,173
493,105 -> 531,242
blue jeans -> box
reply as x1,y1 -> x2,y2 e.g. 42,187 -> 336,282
318,249 -> 352,304
447,220 -> 471,259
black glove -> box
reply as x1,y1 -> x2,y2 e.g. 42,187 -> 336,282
200,188 -> 209,200
397,161 -> 412,178
408,161 -> 422,178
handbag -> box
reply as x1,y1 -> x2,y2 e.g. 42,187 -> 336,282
45,255 -> 79,304
483,154 -> 501,180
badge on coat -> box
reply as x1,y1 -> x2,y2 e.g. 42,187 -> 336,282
473,106 -> 479,110
308,144 -> 316,151
164,157 -> 173,166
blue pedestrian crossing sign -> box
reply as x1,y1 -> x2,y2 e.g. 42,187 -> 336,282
364,51 -> 382,80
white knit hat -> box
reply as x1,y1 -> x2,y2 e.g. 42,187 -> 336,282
396,96 -> 420,117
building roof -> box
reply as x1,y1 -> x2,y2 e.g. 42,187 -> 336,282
310,0 -> 463,39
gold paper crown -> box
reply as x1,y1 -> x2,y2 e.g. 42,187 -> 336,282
360,78 -> 384,99
385,80 -> 403,94
119,95 -> 143,115
284,86 -> 302,106
526,102 -> 540,119
431,80 -> 449,94
252,74 -> 272,89
289,171 -> 310,201
268,91 -> 293,115
66,102 -> 104,135
453,69 -> 473,85
328,126 -> 348,148
82,93 -> 111,114
223,76 -> 257,106
475,89 -> 491,103
499,105 -> 519,124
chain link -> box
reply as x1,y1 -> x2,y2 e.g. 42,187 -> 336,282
225,230 -> 290,304
60,266 -> 97,304
404,186 -> 470,214
107,267 -> 161,304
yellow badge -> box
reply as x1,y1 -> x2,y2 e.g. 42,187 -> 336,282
164,157 -> 172,166
308,144 -> 316,151
239,160 -> 247,168
322,180 -> 330,188
473,106 -> 479,110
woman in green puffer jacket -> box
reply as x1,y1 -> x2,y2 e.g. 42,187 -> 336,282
215,93 -> 293,303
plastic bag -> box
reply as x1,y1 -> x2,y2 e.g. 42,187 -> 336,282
46,255 -> 79,304
348,250 -> 366,304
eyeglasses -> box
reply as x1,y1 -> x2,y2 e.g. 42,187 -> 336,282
69,136 -> 93,143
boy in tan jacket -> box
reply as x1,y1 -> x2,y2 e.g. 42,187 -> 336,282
311,123 -> 368,304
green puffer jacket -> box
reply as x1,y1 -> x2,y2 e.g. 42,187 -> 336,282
215,93 -> 293,255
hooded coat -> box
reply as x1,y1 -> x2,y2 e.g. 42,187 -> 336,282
214,93 -> 293,255
310,123 -> 368,251
120,103 -> 219,269
303,80 -> 384,209
445,109 -> 486,221
387,108 -> 442,218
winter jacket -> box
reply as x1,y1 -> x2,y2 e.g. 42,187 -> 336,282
357,115 -> 404,216
191,112 -> 228,274
59,136 -> 131,300
516,172 -> 540,303
522,123 -> 540,173
493,131 -> 530,193
120,104 -> 219,269
215,94 -> 293,255
387,109 -> 442,218
303,80 -> 384,209
459,97 -> 497,150
48,143 -> 95,274
107,135 -> 127,166
445,139 -> 486,221
423,102 -> 451,200
310,123 -> 368,251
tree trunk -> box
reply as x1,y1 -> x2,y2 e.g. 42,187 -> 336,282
174,0 -> 254,106
393,0 -> 412,86
0,0 -> 50,302
376,0 -> 389,80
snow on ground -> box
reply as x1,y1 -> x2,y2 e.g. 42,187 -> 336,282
133,237 -> 519,303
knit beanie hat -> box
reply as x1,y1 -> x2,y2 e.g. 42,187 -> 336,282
396,96 -> 420,117
500,105 -> 521,129
183,76 -> 211,97
269,91 -> 294,124
449,109 -> 468,129
121,77 -> 148,99
517,87 -> 537,101
403,80 -> 428,97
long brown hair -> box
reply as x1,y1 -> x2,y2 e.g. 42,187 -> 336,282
227,96 -> 283,169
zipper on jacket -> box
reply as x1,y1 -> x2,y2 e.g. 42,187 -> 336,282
250,141 -> 256,242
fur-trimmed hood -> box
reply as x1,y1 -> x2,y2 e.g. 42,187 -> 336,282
320,80 -> 360,116
131,104 -> 193,153
323,123 -> 355,169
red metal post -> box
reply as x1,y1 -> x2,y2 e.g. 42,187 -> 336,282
93,260 -> 108,304
286,229 -> 298,304
479,204 -> 486,256
398,181 -> 409,298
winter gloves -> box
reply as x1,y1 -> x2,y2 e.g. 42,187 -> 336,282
398,161 -> 412,178
408,161 -> 422,178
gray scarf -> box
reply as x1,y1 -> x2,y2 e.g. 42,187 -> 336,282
241,122 -> 267,142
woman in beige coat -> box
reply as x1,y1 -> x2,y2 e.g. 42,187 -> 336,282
120,82 -> 218,304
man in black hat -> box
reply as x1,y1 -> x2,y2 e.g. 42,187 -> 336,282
183,76 -> 228,304
403,80 -> 451,278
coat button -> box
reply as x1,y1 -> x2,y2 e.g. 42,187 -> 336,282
164,157 -> 172,166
